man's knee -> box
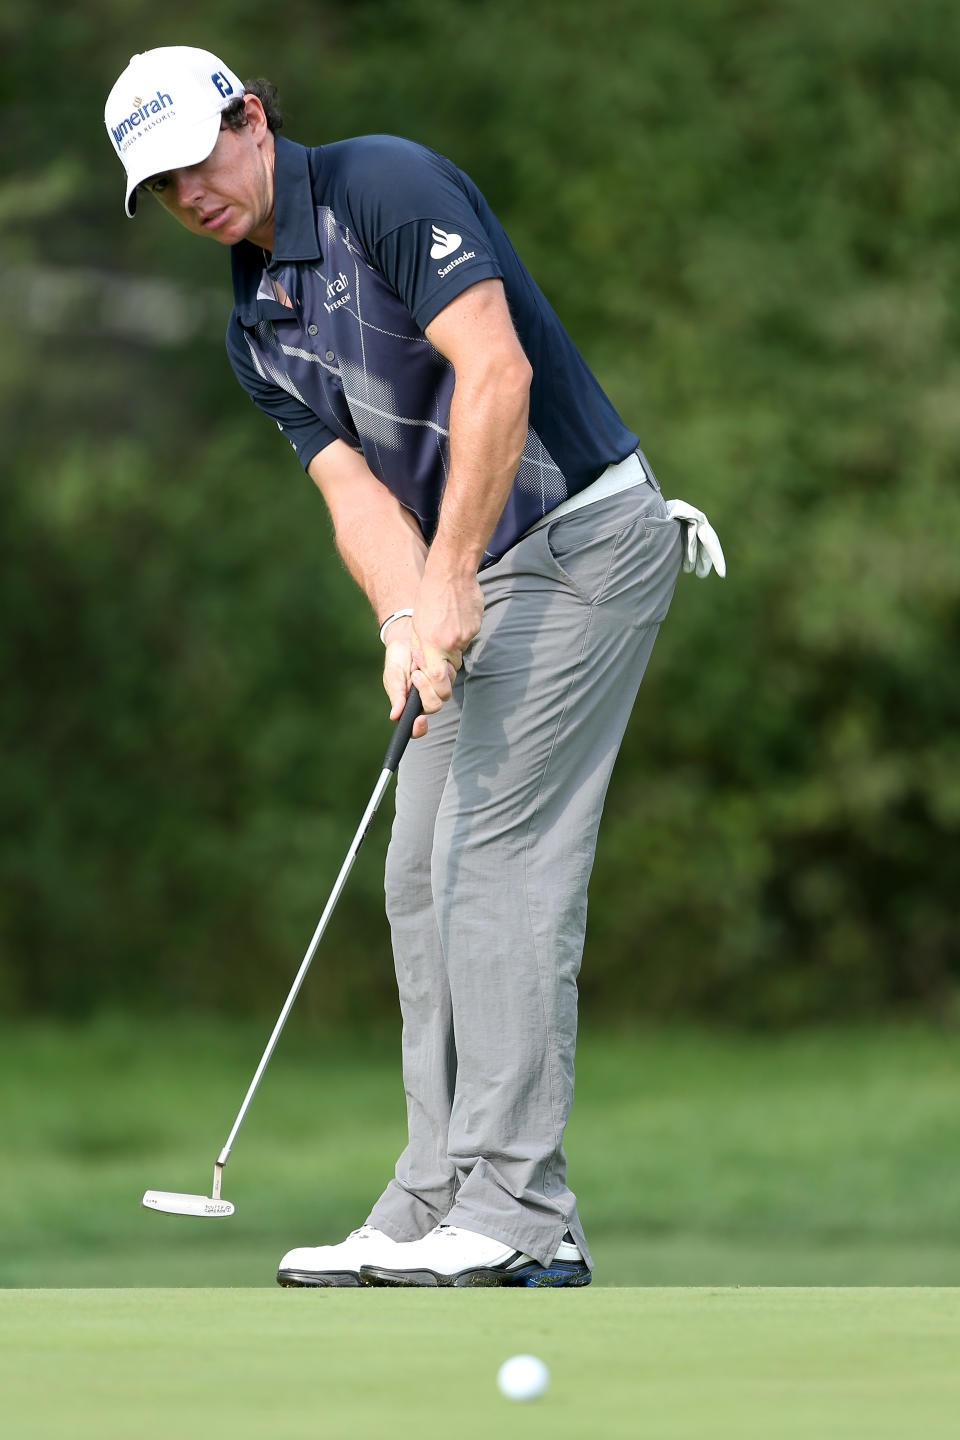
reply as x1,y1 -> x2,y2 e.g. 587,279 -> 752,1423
384,824 -> 435,923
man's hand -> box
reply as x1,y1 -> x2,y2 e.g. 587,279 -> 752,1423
382,619 -> 429,739
411,569 -> 483,714
381,572 -> 482,736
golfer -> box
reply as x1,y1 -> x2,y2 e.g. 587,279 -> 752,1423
105,46 -> 723,1288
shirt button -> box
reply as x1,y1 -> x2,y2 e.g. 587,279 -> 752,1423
307,324 -> 318,336
325,350 -> 336,362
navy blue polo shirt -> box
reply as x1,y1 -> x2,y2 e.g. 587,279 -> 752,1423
227,134 -> 638,566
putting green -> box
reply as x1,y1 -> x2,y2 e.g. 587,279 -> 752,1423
3,1288 -> 960,1439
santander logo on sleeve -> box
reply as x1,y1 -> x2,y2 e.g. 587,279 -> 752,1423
429,225 -> 462,258
429,224 -> 477,276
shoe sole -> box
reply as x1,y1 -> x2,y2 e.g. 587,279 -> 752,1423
359,1261 -> 592,1289
509,1260 -> 593,1288
276,1269 -> 363,1288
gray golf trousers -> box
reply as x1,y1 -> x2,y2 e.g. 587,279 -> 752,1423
366,454 -> 682,1269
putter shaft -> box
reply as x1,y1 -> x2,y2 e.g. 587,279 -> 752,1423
213,689 -> 422,1181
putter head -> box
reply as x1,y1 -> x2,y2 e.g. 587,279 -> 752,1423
142,1189 -> 235,1218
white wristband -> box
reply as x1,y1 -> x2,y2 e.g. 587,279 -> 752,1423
378,608 -> 415,644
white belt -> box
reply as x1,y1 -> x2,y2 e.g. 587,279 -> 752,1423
522,451 -> 649,539
521,451 -> 727,579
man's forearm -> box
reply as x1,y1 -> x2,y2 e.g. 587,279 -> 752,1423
426,362 -> 530,581
307,440 -> 428,622
334,493 -> 427,623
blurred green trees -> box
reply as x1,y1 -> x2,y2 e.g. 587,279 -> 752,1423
2,0 -> 958,1023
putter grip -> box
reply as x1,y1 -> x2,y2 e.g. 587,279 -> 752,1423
382,688 -> 424,773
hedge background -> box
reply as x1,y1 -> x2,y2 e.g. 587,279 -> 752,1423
2,0 -> 958,1024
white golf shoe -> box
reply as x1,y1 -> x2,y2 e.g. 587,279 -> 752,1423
277,1225 -> 406,1287
359,1223 -> 592,1288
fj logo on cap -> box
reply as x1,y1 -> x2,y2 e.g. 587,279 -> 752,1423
211,72 -> 234,98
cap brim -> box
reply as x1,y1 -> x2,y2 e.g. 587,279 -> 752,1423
123,109 -> 223,218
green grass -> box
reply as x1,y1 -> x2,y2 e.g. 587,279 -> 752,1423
5,1287 -> 960,1439
4,1019 -> 960,1288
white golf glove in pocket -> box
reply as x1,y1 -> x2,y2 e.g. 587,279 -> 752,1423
664,499 -> 726,578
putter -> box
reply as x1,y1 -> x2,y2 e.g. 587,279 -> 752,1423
142,687 -> 424,1218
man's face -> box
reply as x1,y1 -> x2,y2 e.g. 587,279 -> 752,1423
142,96 -> 275,249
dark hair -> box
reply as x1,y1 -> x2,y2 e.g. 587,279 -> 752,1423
221,79 -> 284,133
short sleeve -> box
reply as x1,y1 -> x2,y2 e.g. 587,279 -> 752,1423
329,137 -> 504,332
374,218 -> 503,332
226,315 -> 339,472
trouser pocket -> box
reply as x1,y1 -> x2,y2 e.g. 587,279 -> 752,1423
543,487 -> 679,620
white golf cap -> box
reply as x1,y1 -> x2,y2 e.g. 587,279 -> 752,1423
105,47 -> 244,217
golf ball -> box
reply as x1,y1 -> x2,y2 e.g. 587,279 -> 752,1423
496,1354 -> 550,1402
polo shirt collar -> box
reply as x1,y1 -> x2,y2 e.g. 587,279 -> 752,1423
230,135 -> 323,325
